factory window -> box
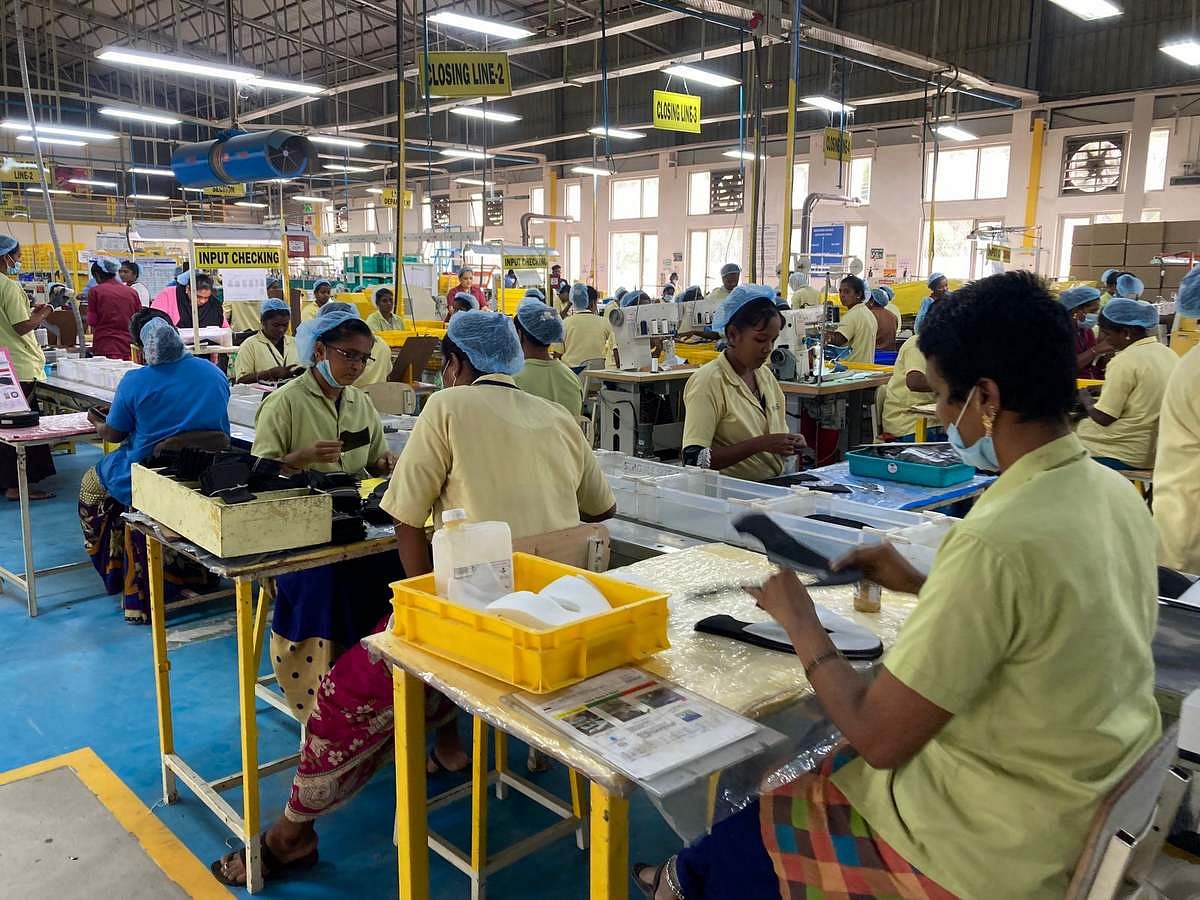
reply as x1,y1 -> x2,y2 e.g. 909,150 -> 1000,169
530,186 -> 545,215
567,234 -> 582,283
610,232 -> 658,293
790,163 -> 810,209
688,227 -> 744,293
688,171 -> 711,216
849,157 -> 872,205
918,217 -> 1003,281
611,176 -> 659,220
1144,129 -> 1170,192
469,195 -> 484,228
365,205 -> 377,233
1056,212 -> 1122,280
1141,209 -> 1162,222
924,145 -> 1010,202
421,199 -> 432,231
564,183 -> 582,222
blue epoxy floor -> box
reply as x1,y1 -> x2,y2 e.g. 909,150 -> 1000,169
0,445 -> 685,897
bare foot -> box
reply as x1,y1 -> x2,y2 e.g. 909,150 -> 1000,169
5,488 -> 55,501
430,721 -> 470,773
634,863 -> 674,899
213,819 -> 317,885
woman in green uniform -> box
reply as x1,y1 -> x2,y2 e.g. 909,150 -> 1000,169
233,298 -> 300,384
512,298 -> 582,417
682,284 -> 806,481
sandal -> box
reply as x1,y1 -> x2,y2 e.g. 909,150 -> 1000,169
7,490 -> 55,502
633,862 -> 666,898
210,835 -> 318,886
427,747 -> 469,777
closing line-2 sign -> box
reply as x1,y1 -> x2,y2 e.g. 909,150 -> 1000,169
419,52 -> 512,98
195,246 -> 283,269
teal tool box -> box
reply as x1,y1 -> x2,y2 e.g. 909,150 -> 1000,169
846,444 -> 975,487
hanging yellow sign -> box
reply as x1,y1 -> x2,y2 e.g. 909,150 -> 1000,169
985,243 -> 1012,263
418,52 -> 512,98
106,197 -> 117,219
503,253 -> 549,270
652,90 -> 701,134
201,183 -> 247,198
0,159 -> 46,183
823,127 -> 852,162
194,246 -> 284,269
381,187 -> 414,209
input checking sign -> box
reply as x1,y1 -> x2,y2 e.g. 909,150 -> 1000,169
419,52 -> 512,98
652,90 -> 701,134
195,246 -> 284,269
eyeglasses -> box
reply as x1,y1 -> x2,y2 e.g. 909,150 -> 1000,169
327,345 -> 374,366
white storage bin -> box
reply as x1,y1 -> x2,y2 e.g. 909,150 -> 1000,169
635,470 -> 797,544
385,429 -> 411,456
765,510 -> 883,562
594,450 -> 685,519
886,519 -> 955,575
753,491 -> 941,531
227,396 -> 263,428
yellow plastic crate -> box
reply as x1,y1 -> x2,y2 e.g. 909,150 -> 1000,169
391,552 -> 669,693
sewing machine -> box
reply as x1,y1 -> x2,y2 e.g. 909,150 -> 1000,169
770,307 -> 826,382
605,301 -> 682,371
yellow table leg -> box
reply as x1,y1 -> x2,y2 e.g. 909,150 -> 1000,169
234,577 -> 263,893
590,783 -> 629,900
395,667 -> 429,900
470,717 -> 489,897
570,769 -> 590,850
914,416 -> 927,442
251,580 -> 271,665
146,537 -> 177,804
494,725 -> 508,800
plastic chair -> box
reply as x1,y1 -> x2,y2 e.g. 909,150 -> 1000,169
1065,724 -> 1189,900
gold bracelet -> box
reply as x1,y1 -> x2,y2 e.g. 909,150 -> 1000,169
804,648 -> 842,679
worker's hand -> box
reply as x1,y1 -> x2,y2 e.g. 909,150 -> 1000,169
746,569 -> 818,633
31,303 -> 51,322
87,407 -> 106,428
263,366 -> 295,381
1076,387 -> 1097,408
831,542 -> 925,595
374,451 -> 398,475
300,440 -> 343,466
757,433 -> 808,456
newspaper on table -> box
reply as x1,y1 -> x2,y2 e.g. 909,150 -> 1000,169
512,667 -> 759,782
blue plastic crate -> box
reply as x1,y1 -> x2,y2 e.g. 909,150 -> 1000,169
846,448 -> 974,487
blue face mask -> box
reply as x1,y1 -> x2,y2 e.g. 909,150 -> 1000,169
946,386 -> 1000,472
315,358 -> 340,387
7,262 -> 20,275
1081,313 -> 1099,328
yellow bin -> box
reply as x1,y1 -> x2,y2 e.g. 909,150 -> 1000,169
391,553 -> 670,693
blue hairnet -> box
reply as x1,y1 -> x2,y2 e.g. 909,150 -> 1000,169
881,285 -> 894,302
1059,286 -> 1101,311
620,290 -> 649,308
1102,298 -> 1158,329
93,256 -> 120,276
176,269 -> 192,287
266,276 -> 283,289
312,278 -> 332,293
570,282 -> 590,310
295,306 -> 362,364
1101,269 -> 1118,286
446,310 -> 523,375
523,287 -> 545,302
515,299 -> 564,345
261,298 -> 290,316
139,317 -> 185,366
927,272 -> 945,288
453,291 -> 480,310
557,281 -> 571,295
719,262 -> 741,278
663,283 -> 676,295
1178,265 -> 1200,319
713,284 -> 776,333
869,287 -> 890,306
0,234 -> 18,256
613,287 -> 627,301
1116,274 -> 1144,299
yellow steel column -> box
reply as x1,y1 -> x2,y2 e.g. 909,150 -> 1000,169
395,667 -> 429,899
234,576 -> 263,892
589,783 -> 629,900
1023,117 -> 1045,250
147,536 -> 177,804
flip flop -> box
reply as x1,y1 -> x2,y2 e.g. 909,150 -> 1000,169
426,748 -> 469,777
210,837 -> 318,886
632,862 -> 666,898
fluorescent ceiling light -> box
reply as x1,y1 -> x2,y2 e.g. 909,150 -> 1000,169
1161,39 -> 1200,66
98,107 -> 181,126
803,95 -> 856,114
571,165 -> 611,177
935,124 -> 976,141
455,177 -> 493,186
322,163 -> 373,173
317,153 -> 389,165
1047,0 -> 1121,21
663,65 -> 739,88
588,126 -> 644,140
440,147 -> 494,160
450,107 -> 522,123
366,188 -> 385,194
308,134 -> 367,148
129,167 -> 174,177
427,11 -> 533,40
16,135 -> 87,147
127,193 -> 170,201
3,120 -> 117,140
181,187 -> 205,193
249,77 -> 323,95
722,149 -> 764,160
235,201 -> 268,208
96,47 -> 258,81
291,195 -> 328,203
68,178 -> 118,188
25,187 -> 70,195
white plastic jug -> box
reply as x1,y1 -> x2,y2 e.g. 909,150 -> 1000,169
431,509 -> 514,609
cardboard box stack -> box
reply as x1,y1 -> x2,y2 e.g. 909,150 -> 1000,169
1068,220 -> 1199,294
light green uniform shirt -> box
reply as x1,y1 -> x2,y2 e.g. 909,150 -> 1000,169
0,272 -> 45,382
1153,343 -> 1200,573
836,301 -> 878,365
1076,336 -> 1178,468
513,358 -> 583,418
227,301 -> 262,334
560,311 -> 615,367
381,374 -> 614,540
703,285 -> 732,303
682,353 -> 788,482
251,370 -> 386,476
233,331 -> 298,381
366,311 -> 404,334
353,336 -> 393,388
881,337 -> 935,438
834,433 -> 1161,899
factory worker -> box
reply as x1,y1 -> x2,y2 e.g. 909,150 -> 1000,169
866,286 -> 898,351
1154,265 -> 1200,573
788,271 -> 822,308
365,287 -> 403,333
613,286 -> 628,305
620,289 -> 651,308
561,281 -> 615,371
503,268 -> 518,289
705,262 -> 741,302
250,303 -> 397,721
555,279 -> 573,315
304,301 -> 393,388
118,259 -> 151,307
0,235 -> 55,501
523,286 -> 546,303
444,290 -> 480,323
445,266 -> 487,311
1060,285 -> 1109,380
677,284 -> 704,304
300,278 -> 334,322
174,272 -> 227,330
880,335 -> 937,441
828,274 -> 878,365
682,284 -> 806,482
233,298 -> 300,384
80,311 -> 230,623
1099,268 -> 1120,306
213,311 -> 616,887
86,256 -> 142,360
639,270 -> 1161,900
1116,273 -> 1145,300
662,283 -> 676,302
267,275 -> 286,301
914,272 -> 950,332
1076,298 -> 1178,470
512,299 -> 583,417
